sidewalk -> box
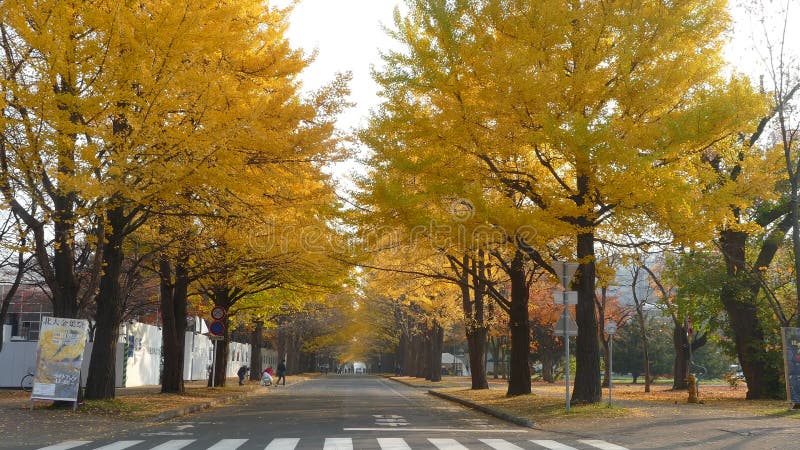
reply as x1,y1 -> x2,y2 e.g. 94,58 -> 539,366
0,377 -> 304,449
387,375 -> 799,431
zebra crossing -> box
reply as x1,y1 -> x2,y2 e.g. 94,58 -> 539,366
37,437 -> 630,450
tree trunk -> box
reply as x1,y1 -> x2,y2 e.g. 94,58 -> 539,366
160,256 -> 188,393
720,229 -> 784,399
541,354 -> 555,383
572,230 -> 601,404
414,331 -> 426,378
457,253 -> 490,389
637,311 -> 651,393
489,337 -> 501,379
672,322 -> 689,390
84,220 -> 125,400
428,321 -> 443,382
250,321 -> 264,381
507,251 -> 531,396
467,327 -> 488,389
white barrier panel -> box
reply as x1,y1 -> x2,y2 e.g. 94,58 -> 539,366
0,326 -> 37,388
120,322 -> 162,387
185,332 -> 213,381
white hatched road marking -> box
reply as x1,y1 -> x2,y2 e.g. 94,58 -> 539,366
93,441 -> 144,450
33,436 -> 629,450
36,442 -> 92,450
530,440 -> 578,450
377,438 -> 412,450
264,438 -> 300,450
323,438 -> 353,450
206,439 -> 249,449
429,438 -> 470,450
148,440 -> 195,450
578,440 -> 629,450
480,439 -> 525,450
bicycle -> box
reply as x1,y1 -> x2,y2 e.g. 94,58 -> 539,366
20,368 -> 34,392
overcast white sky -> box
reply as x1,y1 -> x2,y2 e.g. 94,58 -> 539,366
278,0 -> 404,132
276,1 -> 797,185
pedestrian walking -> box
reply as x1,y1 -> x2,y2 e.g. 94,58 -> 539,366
276,360 -> 287,386
237,365 -> 249,385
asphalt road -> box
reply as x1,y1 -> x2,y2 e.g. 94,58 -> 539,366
23,375 -> 800,450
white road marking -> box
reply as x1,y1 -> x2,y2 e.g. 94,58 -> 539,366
531,440 -> 578,450
174,425 -> 194,431
578,440 -> 629,450
429,438 -> 470,450
36,442 -> 92,450
343,428 -> 528,432
480,439 -> 525,450
148,440 -> 195,450
377,438 -> 412,450
323,438 -> 353,450
93,441 -> 144,450
264,438 -> 300,450
206,439 -> 249,449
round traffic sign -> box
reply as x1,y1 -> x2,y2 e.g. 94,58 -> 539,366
209,320 -> 225,336
604,320 -> 617,335
211,306 -> 226,320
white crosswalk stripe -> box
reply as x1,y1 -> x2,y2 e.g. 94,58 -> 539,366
35,436 -> 630,450
264,438 -> 301,450
429,438 -> 470,450
530,440 -> 578,450
323,438 -> 353,450
377,438 -> 412,450
578,440 -> 629,450
93,441 -> 144,450
148,440 -> 196,450
206,439 -> 249,449
480,439 -> 525,450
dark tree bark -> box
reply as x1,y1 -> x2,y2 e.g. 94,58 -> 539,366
453,253 -> 489,389
720,228 -> 785,399
159,256 -> 189,393
672,322 -> 690,390
250,321 -> 265,381
507,250 -> 531,396
427,321 -> 443,382
85,209 -> 126,400
572,229 -> 601,404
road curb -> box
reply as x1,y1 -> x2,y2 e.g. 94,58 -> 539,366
427,389 -> 536,429
151,378 -> 308,422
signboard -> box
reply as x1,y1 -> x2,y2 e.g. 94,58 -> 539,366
32,317 -> 89,402
553,262 -> 579,288
605,320 -> 617,335
553,311 -> 578,337
552,290 -> 578,305
209,320 -> 225,336
211,306 -> 227,320
781,327 -> 800,404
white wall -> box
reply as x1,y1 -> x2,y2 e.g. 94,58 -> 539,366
0,323 -> 255,388
119,322 -> 162,387
184,332 -> 214,381
0,325 -> 37,387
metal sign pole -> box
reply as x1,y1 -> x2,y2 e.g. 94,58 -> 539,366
211,340 -> 217,388
608,336 -> 613,407
564,305 -> 570,412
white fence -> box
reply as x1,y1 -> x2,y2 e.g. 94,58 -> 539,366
0,321 -> 255,388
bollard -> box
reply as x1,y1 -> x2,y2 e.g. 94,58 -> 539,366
686,373 -> 699,403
